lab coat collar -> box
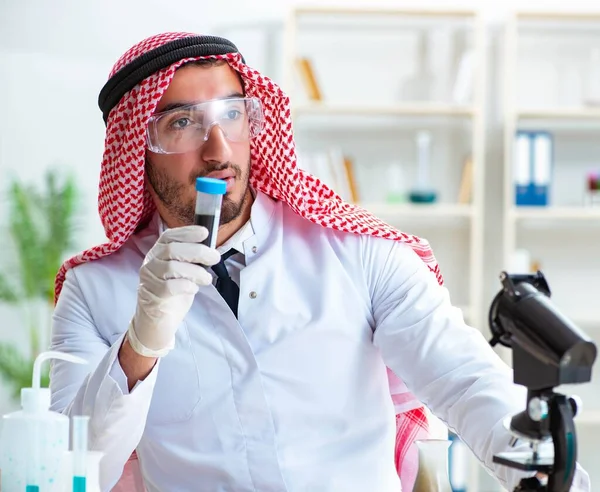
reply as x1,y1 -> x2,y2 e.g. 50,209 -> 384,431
217,219 -> 253,255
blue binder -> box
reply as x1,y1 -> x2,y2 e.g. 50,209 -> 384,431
514,130 -> 553,206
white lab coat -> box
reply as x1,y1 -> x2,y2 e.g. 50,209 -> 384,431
49,191 -> 589,492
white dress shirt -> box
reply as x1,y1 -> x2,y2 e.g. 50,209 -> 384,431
49,190 -> 589,492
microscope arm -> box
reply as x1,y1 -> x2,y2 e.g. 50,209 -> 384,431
547,394 -> 577,492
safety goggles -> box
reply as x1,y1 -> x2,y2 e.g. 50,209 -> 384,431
146,96 -> 264,154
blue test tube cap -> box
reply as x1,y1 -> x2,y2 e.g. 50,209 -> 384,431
196,177 -> 227,195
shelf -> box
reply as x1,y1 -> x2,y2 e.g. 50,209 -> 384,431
516,11 -> 600,22
294,6 -> 477,18
516,108 -> 600,120
514,108 -> 600,133
294,102 -> 477,118
511,207 -> 600,221
514,12 -> 600,34
360,203 -> 474,220
292,103 -> 477,132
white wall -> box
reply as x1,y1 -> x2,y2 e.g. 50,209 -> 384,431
1,3 -> 599,488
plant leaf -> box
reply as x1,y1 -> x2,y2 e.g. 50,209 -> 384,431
3,168 -> 79,304
8,180 -> 46,299
0,272 -> 18,302
41,169 -> 78,302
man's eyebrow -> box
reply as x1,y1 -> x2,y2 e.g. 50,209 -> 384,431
157,92 -> 245,113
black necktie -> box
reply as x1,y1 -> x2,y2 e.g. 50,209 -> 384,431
211,249 -> 240,318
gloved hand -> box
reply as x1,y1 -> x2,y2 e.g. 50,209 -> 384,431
126,225 -> 221,357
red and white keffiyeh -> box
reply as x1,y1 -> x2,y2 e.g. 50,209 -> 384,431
54,32 -> 441,489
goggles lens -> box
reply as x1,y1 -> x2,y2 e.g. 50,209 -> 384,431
146,97 -> 264,154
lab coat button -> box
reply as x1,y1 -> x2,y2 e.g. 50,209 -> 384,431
249,291 -> 258,299
252,246 -> 258,253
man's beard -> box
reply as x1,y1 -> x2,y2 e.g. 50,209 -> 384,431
146,159 -> 250,226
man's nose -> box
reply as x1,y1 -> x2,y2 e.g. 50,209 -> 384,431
200,124 -> 233,164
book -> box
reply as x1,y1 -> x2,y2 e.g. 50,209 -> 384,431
457,156 -> 473,204
295,57 -> 322,101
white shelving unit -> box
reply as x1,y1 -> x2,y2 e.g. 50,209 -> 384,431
283,4 -> 487,328
502,10 -> 600,491
283,6 -> 487,491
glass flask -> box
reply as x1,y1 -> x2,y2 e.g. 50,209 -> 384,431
412,439 -> 453,492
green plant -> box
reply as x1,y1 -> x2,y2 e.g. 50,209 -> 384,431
0,168 -> 78,399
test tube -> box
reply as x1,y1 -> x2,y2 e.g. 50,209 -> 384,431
194,177 -> 227,249
72,415 -> 89,492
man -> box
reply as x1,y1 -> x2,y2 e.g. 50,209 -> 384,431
50,33 -> 588,492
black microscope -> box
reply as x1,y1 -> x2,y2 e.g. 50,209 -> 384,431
487,270 -> 597,492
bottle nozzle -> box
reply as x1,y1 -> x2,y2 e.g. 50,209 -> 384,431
31,351 -> 87,390
22,351 -> 88,413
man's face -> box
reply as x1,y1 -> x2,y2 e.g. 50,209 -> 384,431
145,62 -> 251,227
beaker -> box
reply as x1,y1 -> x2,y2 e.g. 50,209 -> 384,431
412,439 -> 453,492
